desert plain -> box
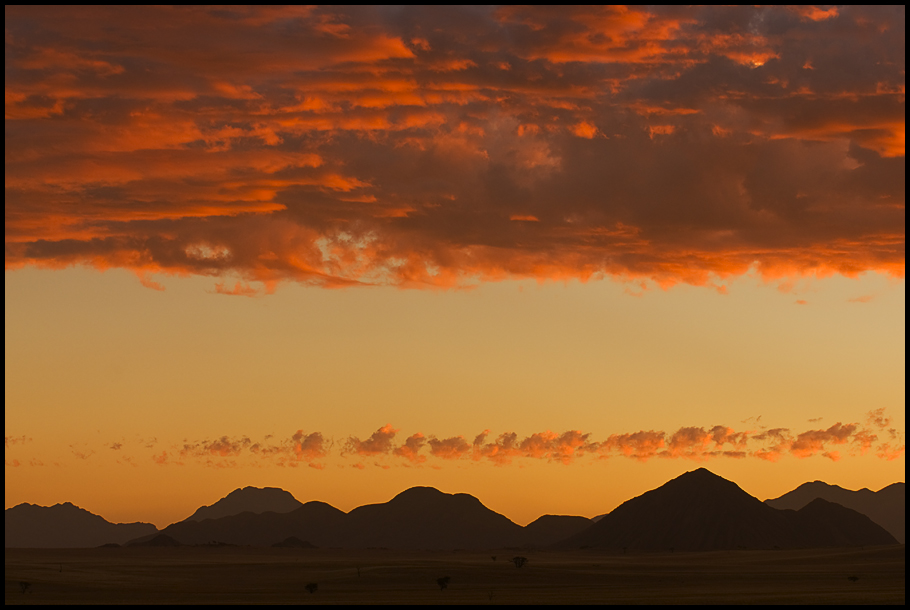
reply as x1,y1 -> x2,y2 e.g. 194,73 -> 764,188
5,544 -> 904,605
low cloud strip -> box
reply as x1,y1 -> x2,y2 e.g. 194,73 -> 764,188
5,409 -> 902,468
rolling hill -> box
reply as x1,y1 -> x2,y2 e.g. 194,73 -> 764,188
5,502 -> 157,548
559,468 -> 898,551
765,480 -> 904,543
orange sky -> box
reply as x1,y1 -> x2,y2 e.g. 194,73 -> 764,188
4,6 -> 905,528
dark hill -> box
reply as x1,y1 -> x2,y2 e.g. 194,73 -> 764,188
150,501 -> 346,547
337,487 -> 526,549
151,486 -> 526,549
185,486 -> 303,522
765,481 -> 904,543
5,502 -> 158,548
788,498 -> 898,547
560,468 -> 898,551
522,515 -> 593,548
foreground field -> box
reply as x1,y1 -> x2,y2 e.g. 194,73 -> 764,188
5,545 -> 905,604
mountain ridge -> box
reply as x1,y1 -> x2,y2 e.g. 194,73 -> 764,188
765,480 -> 904,543
5,502 -> 158,548
7,472 -> 903,549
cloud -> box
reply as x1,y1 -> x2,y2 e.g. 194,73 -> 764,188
749,428 -> 793,462
5,435 -> 32,448
789,423 -> 858,458
344,424 -> 398,456
660,425 -> 752,460
69,445 -> 95,460
180,436 -> 252,458
427,436 -> 472,459
246,430 -> 330,468
472,432 -> 524,465
600,430 -> 666,461
876,443 -> 906,461
31,411 -> 906,469
5,6 -> 903,291
291,431 -> 330,462
151,451 -> 169,465
393,433 -> 427,464
213,282 -> 261,297
866,408 -> 892,429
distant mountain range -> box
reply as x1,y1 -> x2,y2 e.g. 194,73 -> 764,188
128,487 -> 592,550
6,470 -> 901,550
5,502 -> 157,548
765,481 -> 904,544
558,469 -> 896,551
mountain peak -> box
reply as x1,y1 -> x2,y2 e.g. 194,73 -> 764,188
185,486 -> 303,523
391,486 -> 447,500
765,479 -> 904,543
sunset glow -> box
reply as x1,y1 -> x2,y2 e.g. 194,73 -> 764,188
5,6 -> 904,530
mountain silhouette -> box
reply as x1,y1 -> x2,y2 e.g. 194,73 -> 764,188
133,487 -> 527,549
522,515 -> 593,548
334,486 -> 525,549
11,473 -> 901,550
559,468 -> 898,551
5,502 -> 157,548
153,500 -> 346,547
765,481 -> 905,543
184,486 -> 303,522
785,497 -> 898,547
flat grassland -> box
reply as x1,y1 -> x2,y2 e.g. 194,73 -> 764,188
5,545 -> 904,604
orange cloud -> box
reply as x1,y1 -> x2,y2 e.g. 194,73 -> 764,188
571,122 -> 598,139
600,430 -> 666,461
790,423 -> 858,458
427,436 -> 472,460
214,282 -> 261,297
791,6 -> 840,22
291,431 -> 329,462
472,432 -> 524,465
181,436 -> 252,459
876,443 -> 906,461
344,424 -> 398,457
5,6 -> 904,291
5,435 -> 32,447
13,409 -> 903,470
866,408 -> 892,429
393,433 -> 427,464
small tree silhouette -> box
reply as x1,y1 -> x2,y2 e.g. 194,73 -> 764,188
305,583 -> 318,594
511,556 -> 528,569
19,581 -> 31,594
437,576 -> 451,591
491,555 -> 497,561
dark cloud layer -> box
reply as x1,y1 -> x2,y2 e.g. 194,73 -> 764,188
5,6 -> 904,289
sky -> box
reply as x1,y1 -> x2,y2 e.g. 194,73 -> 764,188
4,5 -> 905,529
